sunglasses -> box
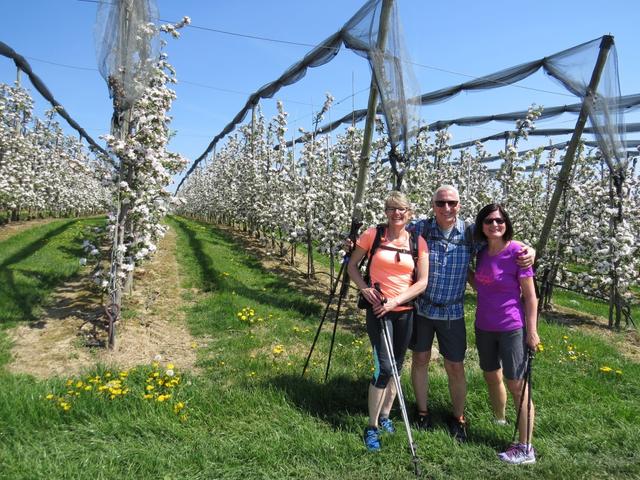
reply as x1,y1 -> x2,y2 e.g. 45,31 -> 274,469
483,217 -> 506,225
434,200 -> 458,208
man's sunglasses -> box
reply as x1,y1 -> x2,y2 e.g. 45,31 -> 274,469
483,218 -> 506,225
434,200 -> 458,208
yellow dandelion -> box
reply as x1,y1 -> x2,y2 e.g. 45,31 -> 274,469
599,366 -> 613,373
240,315 -> 247,321
272,345 -> 285,355
45,394 -> 54,400
66,379 -> 73,387
146,385 -> 155,391
84,386 -> 92,391
143,394 -> 154,400
105,372 -> 112,378
191,342 -> 198,349
536,343 -> 544,352
615,370 -> 623,375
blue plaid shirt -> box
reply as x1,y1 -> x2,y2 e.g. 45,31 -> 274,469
410,218 -> 478,321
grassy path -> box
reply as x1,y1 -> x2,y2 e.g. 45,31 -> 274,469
0,215 -> 639,479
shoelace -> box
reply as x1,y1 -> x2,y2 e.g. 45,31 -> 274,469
503,444 -> 522,457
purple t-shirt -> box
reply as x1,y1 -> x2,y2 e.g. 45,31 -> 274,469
475,241 -> 534,332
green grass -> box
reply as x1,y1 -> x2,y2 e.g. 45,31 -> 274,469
0,215 -> 639,479
0,217 -> 104,327
552,288 -> 639,327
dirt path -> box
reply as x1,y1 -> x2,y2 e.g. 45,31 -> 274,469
7,226 -> 199,379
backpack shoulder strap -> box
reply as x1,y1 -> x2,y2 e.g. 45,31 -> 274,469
360,224 -> 385,282
369,224 -> 386,259
464,219 -> 475,249
410,229 -> 419,282
419,218 -> 434,244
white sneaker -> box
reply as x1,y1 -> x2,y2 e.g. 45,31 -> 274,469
498,443 -> 536,465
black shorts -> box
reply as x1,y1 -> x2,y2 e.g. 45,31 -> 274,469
366,309 -> 413,388
475,327 -> 527,380
410,316 -> 466,362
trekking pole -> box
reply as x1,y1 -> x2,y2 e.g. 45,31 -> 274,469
301,220 -> 362,378
301,259 -> 347,377
512,348 -> 534,446
324,267 -> 351,382
375,284 -> 421,477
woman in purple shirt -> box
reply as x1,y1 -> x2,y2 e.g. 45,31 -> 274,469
472,203 -> 540,465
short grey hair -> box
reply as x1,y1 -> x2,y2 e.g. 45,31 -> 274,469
432,185 -> 460,203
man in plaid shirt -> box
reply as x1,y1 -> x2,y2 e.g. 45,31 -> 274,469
409,185 -> 534,442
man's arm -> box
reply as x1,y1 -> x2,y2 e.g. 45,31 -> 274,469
513,241 -> 536,268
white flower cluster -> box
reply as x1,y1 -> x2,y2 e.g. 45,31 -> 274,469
92,19 -> 188,294
0,84 -> 111,222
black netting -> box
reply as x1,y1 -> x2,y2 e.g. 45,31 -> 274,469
282,94 -> 640,149
179,15 -> 627,191
449,122 -> 640,151
179,0 -> 419,192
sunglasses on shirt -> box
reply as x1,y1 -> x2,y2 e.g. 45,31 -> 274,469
483,217 -> 506,225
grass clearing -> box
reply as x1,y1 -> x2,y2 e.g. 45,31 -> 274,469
0,215 -> 639,478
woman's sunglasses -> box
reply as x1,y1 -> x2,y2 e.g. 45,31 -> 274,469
483,218 -> 506,225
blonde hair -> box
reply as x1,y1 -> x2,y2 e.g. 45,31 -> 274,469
384,191 -> 412,211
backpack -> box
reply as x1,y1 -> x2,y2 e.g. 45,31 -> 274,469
357,224 -> 420,309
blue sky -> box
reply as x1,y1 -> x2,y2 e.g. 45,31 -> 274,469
1,0 -> 638,190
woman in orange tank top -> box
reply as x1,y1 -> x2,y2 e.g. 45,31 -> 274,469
348,191 -> 429,451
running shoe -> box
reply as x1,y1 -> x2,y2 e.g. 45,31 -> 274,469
498,443 -> 536,465
415,411 -> 433,431
363,426 -> 381,452
378,416 -> 396,434
447,415 -> 468,443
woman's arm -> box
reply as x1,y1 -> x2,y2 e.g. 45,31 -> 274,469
519,275 -> 540,350
373,253 -> 429,317
347,246 -> 383,306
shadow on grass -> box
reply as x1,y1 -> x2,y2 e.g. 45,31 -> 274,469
269,373 -> 368,429
170,217 -> 321,318
0,220 -> 80,323
542,309 -> 619,333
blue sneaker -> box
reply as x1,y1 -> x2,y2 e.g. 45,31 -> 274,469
363,427 -> 381,451
378,417 -> 396,434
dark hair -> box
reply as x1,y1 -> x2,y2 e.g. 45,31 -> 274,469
474,203 -> 513,242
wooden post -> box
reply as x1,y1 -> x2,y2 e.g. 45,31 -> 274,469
351,0 -> 395,223
535,35 -> 614,264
